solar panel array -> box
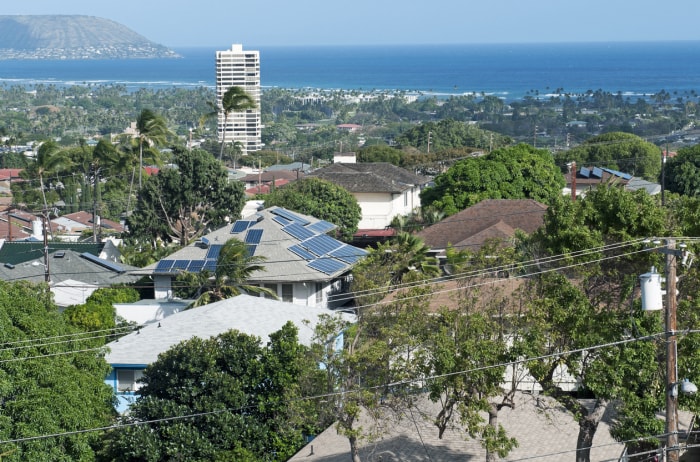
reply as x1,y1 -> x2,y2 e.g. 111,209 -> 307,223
306,220 -> 335,234
231,220 -> 256,234
271,208 -> 310,225
80,252 -> 125,273
602,167 -> 633,180
245,229 -> 264,244
154,208 -> 367,278
282,223 -> 316,241
579,167 -> 590,178
592,167 -> 603,178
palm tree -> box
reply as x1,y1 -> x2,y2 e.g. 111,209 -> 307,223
30,140 -> 70,211
218,86 -> 257,161
188,238 -> 276,307
136,109 -> 169,189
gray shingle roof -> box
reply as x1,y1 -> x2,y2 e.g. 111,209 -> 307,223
288,392 -> 625,462
308,163 -> 429,193
105,294 -> 350,366
152,207 -> 367,283
0,249 -> 141,287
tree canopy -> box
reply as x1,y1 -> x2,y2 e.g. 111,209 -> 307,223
263,177 -> 362,241
555,132 -> 662,181
664,143 -> 700,196
421,143 -> 565,216
98,323 -> 315,462
0,280 -> 116,461
126,147 -> 246,247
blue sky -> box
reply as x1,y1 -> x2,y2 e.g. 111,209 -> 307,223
5,0 -> 700,48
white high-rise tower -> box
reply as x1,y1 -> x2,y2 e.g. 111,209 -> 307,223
215,44 -> 261,155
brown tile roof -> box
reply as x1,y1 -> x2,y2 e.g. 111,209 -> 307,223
59,211 -> 124,233
308,163 -> 429,194
417,199 -> 547,253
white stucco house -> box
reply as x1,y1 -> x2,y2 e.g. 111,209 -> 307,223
148,206 -> 367,309
308,162 -> 429,231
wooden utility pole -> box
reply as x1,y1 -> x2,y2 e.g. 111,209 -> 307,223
665,238 -> 679,462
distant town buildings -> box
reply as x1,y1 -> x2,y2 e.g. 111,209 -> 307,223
215,44 -> 262,155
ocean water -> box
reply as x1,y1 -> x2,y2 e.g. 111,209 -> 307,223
1,42 -> 699,101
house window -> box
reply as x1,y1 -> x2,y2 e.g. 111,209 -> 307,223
404,191 -> 409,207
316,282 -> 324,305
281,284 -> 293,302
116,369 -> 143,392
263,283 -> 277,299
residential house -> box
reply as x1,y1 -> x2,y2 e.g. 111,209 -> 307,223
564,165 -> 661,198
239,169 -> 304,191
150,206 -> 367,309
417,199 -> 547,257
0,241 -> 140,306
51,210 -> 125,241
104,294 -> 351,413
307,162 -> 430,234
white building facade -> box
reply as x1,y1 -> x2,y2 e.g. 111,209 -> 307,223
215,44 -> 262,154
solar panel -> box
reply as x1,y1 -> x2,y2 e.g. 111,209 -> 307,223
271,208 -> 310,225
308,258 -> 347,275
289,244 -> 316,261
579,167 -> 590,178
245,229 -> 263,244
246,244 -> 257,256
304,234 -> 343,256
188,260 -> 205,273
155,260 -> 175,273
329,245 -> 368,264
282,223 -> 316,241
201,236 -> 210,246
231,220 -> 256,234
80,252 -> 125,273
592,167 -> 603,178
273,215 -> 292,226
203,260 -> 217,273
172,260 -> 190,271
206,244 -> 223,260
307,220 -> 335,234
602,168 -> 632,180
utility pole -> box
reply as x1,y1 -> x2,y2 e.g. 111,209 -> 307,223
427,131 -> 432,154
42,211 -> 50,283
665,238 -> 679,462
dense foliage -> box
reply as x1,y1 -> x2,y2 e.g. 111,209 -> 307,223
126,147 -> 246,247
421,143 -> 565,215
554,132 -> 662,181
98,323 -> 315,462
263,177 -> 362,241
0,280 -> 116,461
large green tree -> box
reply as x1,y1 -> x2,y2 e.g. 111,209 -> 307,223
127,147 -> 246,247
0,280 -> 115,461
664,143 -> 700,196
98,323 -> 314,462
555,132 -> 662,181
421,143 -> 565,216
523,186 -> 674,461
264,177 -> 362,241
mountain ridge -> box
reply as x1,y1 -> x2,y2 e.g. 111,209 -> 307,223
0,15 -> 180,60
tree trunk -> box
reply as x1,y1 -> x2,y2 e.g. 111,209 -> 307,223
486,404 -> 499,462
576,398 -> 608,462
348,434 -> 362,462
